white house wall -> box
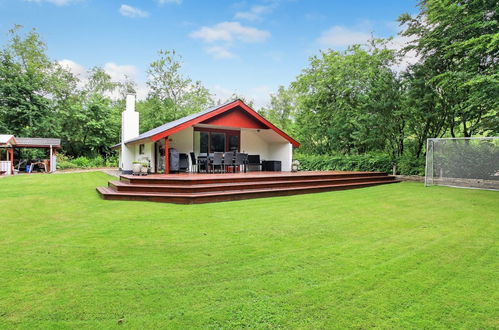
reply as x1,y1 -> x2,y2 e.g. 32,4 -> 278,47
241,129 -> 269,160
133,142 -> 154,171
268,142 -> 293,171
170,127 -> 194,154
121,144 -> 136,172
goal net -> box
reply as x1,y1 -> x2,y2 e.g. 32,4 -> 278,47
425,137 -> 499,190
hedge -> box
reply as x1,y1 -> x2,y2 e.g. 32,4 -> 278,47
294,153 -> 426,175
57,154 -> 118,170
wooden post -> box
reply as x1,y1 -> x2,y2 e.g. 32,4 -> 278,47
49,145 -> 53,173
9,148 -> 14,174
164,137 -> 169,174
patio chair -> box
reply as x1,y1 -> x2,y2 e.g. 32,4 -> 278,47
223,152 -> 235,173
233,153 -> 247,173
197,153 -> 208,173
247,155 -> 263,171
179,153 -> 189,172
211,152 -> 224,173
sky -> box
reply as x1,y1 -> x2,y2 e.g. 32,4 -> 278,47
0,0 -> 418,108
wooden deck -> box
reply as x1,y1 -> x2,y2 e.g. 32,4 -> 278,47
96,171 -> 400,204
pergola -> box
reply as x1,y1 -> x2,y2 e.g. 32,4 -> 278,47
0,135 -> 16,175
0,135 -> 61,175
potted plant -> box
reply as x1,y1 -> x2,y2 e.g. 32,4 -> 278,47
140,162 -> 149,175
132,161 -> 142,175
292,159 -> 300,172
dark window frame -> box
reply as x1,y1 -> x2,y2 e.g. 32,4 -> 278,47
194,127 -> 240,153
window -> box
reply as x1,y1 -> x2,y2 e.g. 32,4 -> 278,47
139,144 -> 145,155
210,132 -> 225,153
200,132 -> 209,153
228,135 -> 239,152
193,129 -> 240,154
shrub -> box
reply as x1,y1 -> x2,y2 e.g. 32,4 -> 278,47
72,156 -> 91,168
105,155 -> 118,167
397,155 -> 426,176
56,153 -> 118,170
294,153 -> 393,173
294,153 -> 427,175
56,153 -> 78,170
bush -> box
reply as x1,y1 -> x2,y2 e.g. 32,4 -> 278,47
105,154 -> 119,167
56,154 -> 118,170
294,153 -> 393,173
72,156 -> 91,168
397,155 -> 425,176
56,153 -> 78,170
294,153 -> 427,175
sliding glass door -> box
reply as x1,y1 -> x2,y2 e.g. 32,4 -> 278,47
193,128 -> 240,154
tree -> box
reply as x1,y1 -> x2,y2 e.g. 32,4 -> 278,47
399,0 -> 499,137
216,93 -> 254,108
260,86 -> 296,132
0,25 -> 54,137
292,40 -> 404,156
402,63 -> 448,158
143,49 -> 213,131
57,67 -> 121,157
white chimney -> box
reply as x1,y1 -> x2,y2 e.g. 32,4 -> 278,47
122,94 -> 139,141
120,94 -> 139,172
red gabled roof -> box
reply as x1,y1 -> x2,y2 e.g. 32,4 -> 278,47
150,100 -> 300,147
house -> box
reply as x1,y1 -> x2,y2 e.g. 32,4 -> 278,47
115,95 -> 300,174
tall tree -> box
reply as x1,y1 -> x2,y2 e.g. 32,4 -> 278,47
143,49 -> 213,131
260,86 -> 296,132
292,40 -> 404,156
399,0 -> 499,137
57,67 -> 121,157
402,63 -> 448,158
0,25 -> 54,137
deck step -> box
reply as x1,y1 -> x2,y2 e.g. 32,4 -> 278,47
120,171 -> 390,185
97,179 -> 400,204
109,175 -> 396,193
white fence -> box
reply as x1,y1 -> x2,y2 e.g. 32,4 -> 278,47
0,161 -> 12,175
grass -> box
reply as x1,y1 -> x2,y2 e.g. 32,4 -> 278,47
0,172 -> 498,329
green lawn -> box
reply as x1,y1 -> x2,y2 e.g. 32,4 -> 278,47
0,172 -> 497,329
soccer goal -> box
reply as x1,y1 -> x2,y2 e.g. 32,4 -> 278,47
425,137 -> 499,191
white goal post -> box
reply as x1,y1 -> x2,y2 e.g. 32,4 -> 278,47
425,137 -> 499,191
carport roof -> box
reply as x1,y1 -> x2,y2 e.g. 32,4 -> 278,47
15,137 -> 61,148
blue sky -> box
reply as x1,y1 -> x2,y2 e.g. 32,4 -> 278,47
0,0 -> 418,107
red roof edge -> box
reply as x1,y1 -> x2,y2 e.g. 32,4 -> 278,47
150,100 -> 300,147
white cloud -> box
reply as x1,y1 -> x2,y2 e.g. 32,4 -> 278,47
157,0 -> 182,4
317,21 -> 420,71
103,62 -> 138,82
57,59 -> 149,100
317,25 -> 372,48
234,5 -> 273,21
119,4 -> 149,18
58,59 -> 86,78
25,0 -> 77,5
211,85 -> 235,103
190,21 -> 270,43
387,34 -> 419,72
205,46 -> 236,60
247,85 -> 273,109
